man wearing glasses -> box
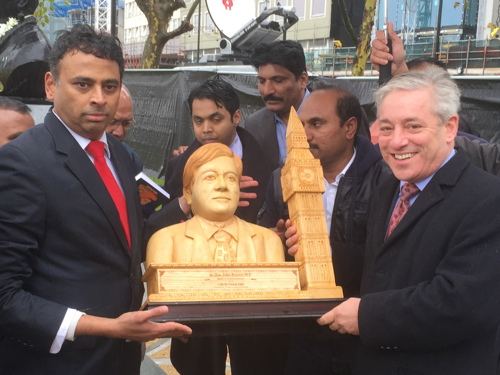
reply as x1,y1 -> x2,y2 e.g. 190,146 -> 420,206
106,85 -> 143,173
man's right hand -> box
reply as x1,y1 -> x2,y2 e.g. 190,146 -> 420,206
370,22 -> 409,76
76,306 -> 192,342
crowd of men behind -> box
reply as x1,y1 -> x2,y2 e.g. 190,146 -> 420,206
0,22 -> 500,375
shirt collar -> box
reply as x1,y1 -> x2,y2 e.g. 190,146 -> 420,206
52,109 -> 111,159
324,147 -> 357,186
229,131 -> 243,159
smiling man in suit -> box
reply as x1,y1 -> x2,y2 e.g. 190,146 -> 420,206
0,24 -> 190,375
316,67 -> 500,374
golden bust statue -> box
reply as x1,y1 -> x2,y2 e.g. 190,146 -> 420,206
145,143 -> 285,266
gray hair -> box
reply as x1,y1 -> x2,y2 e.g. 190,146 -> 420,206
375,66 -> 460,125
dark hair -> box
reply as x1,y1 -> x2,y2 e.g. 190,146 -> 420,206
251,40 -> 307,79
313,83 -> 362,134
187,79 -> 240,119
0,97 -> 32,114
407,57 -> 447,71
48,23 -> 124,82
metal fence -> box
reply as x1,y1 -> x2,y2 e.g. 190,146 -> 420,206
305,39 -> 500,77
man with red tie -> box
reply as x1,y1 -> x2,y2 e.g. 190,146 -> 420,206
0,24 -> 190,375
313,67 -> 500,374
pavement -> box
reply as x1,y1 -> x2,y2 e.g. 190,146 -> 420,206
141,355 -> 167,375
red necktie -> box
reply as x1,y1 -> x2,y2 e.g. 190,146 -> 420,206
86,141 -> 131,249
386,182 -> 420,238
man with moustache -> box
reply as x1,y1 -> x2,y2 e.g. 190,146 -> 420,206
0,24 -> 191,375
244,40 -> 310,167
316,67 -> 500,374
259,85 -> 391,374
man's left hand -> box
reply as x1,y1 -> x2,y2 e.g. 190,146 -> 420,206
317,298 -> 361,335
238,176 -> 258,207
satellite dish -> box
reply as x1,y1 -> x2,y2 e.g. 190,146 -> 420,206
206,0 -> 256,39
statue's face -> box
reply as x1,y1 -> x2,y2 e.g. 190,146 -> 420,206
190,156 -> 239,222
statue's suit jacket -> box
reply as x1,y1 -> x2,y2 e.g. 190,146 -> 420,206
147,216 -> 284,264
358,150 -> 500,375
0,111 -> 144,375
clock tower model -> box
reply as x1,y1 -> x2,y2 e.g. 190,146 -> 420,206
281,107 -> 343,298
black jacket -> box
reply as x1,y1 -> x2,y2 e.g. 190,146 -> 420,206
258,135 -> 392,297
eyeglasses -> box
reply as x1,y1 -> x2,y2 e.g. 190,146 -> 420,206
108,118 -> 135,131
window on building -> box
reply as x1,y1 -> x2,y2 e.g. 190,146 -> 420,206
193,13 -> 199,34
205,12 -> 214,33
170,17 -> 180,31
293,0 -> 305,19
311,0 -> 325,17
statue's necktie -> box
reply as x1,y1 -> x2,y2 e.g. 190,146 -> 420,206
213,230 -> 234,262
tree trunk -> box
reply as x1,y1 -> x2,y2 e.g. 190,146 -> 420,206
352,0 -> 377,76
135,0 -> 200,69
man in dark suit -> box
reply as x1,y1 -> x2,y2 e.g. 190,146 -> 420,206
0,24 -> 190,375
147,79 -> 288,375
316,67 -> 500,374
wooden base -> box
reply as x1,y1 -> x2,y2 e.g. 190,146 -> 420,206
143,263 -> 343,303
146,298 -> 344,337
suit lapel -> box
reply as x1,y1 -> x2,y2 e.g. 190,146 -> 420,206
235,218 -> 257,262
46,113 -> 131,255
185,218 -> 213,262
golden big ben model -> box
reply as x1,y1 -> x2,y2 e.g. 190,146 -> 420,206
281,107 -> 343,298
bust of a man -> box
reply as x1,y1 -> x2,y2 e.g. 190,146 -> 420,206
146,143 -> 285,266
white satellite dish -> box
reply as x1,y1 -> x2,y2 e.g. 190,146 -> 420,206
206,0 -> 256,38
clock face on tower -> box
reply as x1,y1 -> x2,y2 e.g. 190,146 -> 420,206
299,168 -> 316,185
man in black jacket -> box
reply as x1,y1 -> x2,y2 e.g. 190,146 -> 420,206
259,85 -> 391,375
